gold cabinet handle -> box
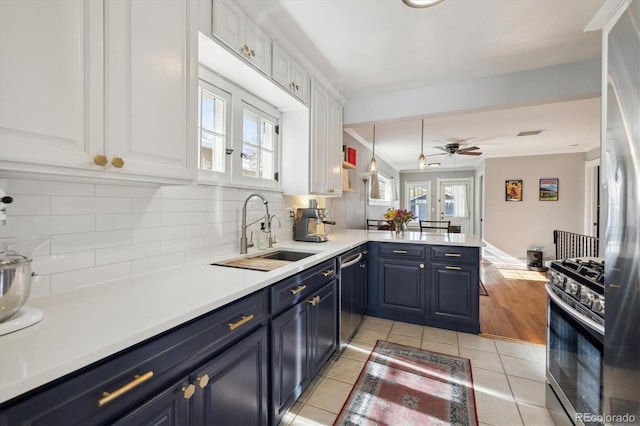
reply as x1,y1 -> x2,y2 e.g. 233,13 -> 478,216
228,314 -> 254,331
392,250 -> 407,254
291,284 -> 307,295
315,295 -> 321,304
98,371 -> 154,407
321,269 -> 334,277
250,49 -> 255,57
309,297 -> 317,306
182,384 -> 196,399
445,266 -> 462,270
93,154 -> 108,166
197,374 -> 210,388
419,263 -> 425,269
295,83 -> 299,91
445,253 -> 461,257
111,157 -> 125,168
242,44 -> 249,54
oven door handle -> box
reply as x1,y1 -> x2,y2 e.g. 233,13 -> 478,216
545,285 -> 604,336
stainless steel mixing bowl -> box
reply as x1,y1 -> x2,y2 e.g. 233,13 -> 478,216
0,253 -> 33,322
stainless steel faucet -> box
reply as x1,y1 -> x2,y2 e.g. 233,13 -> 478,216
240,193 -> 270,254
268,214 -> 281,248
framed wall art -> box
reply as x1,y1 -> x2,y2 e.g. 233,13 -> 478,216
539,178 -> 559,201
505,179 -> 523,201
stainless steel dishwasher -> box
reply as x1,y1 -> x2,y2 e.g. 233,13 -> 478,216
339,245 -> 368,351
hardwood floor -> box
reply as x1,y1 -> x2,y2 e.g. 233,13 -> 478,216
479,258 -> 548,345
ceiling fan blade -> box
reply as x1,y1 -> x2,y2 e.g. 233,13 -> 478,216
457,146 -> 480,153
458,151 -> 483,156
425,152 -> 447,157
434,146 -> 448,152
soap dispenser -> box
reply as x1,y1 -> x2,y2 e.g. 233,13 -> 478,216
258,223 -> 268,250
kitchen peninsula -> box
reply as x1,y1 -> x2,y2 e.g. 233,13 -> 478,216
0,229 -> 482,424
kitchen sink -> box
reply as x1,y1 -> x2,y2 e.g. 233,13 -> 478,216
211,250 -> 316,271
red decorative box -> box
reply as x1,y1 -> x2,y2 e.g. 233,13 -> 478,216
347,147 -> 356,166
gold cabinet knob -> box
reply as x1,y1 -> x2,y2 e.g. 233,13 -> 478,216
111,157 -> 125,168
420,263 -> 425,269
242,44 -> 249,54
182,384 -> 196,399
197,374 -> 210,388
93,154 -> 108,166
250,49 -> 255,57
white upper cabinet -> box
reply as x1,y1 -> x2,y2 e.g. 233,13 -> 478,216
104,0 -> 195,180
272,42 -> 309,103
0,0 -> 196,182
213,0 -> 271,75
0,0 -> 103,171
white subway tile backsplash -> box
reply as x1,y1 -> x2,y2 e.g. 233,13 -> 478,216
51,230 -> 131,254
96,213 -> 162,231
51,196 -> 132,215
132,252 -> 184,275
51,262 -> 131,293
95,242 -> 161,266
2,178 -> 289,297
32,251 -> 96,275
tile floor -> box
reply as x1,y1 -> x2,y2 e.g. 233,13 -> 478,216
282,316 -> 567,426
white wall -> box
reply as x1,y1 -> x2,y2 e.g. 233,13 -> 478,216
0,177 -> 293,297
483,153 -> 586,261
331,132 -> 400,229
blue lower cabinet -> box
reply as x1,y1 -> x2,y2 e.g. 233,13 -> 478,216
311,280 -> 338,374
428,262 -> 479,334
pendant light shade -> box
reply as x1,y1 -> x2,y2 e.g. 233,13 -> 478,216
418,119 -> 427,169
369,125 -> 377,172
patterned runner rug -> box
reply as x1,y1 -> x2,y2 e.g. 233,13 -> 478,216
335,341 -> 478,426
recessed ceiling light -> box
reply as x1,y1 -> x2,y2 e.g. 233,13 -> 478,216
402,0 -> 446,8
568,144 -> 579,147
428,162 -> 441,167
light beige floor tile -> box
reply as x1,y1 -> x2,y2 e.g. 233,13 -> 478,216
386,332 -> 422,348
360,316 -> 393,332
475,393 -> 523,426
422,326 -> 458,345
472,367 -> 513,401
290,404 -> 338,426
390,320 -> 424,339
305,377 -> 354,414
325,357 -> 366,385
517,402 -> 555,426
501,355 -> 546,382
421,340 -> 459,356
458,332 -> 498,353
316,356 -> 337,377
282,401 -> 304,426
508,375 -> 547,407
351,327 -> 388,345
495,340 -> 542,362
460,347 -> 503,373
340,340 -> 374,363
298,375 -> 323,403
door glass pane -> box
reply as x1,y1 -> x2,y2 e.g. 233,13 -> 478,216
444,183 -> 469,217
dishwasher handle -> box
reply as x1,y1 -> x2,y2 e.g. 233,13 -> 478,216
340,252 -> 363,269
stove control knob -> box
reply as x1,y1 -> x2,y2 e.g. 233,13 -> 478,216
592,299 -> 605,315
568,282 -> 580,295
580,291 -> 595,306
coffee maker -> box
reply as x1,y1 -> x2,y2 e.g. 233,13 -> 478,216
293,200 -> 335,242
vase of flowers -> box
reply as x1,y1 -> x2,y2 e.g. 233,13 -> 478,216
383,208 -> 415,237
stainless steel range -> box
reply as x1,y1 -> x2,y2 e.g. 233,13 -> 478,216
546,258 -> 605,425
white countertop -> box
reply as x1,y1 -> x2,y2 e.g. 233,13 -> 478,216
0,229 -> 482,403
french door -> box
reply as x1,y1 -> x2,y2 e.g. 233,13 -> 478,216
437,178 -> 473,234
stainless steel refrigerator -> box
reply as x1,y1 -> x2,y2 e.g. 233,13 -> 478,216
603,0 -> 639,420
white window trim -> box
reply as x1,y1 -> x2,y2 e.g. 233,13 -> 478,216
367,173 -> 397,207
198,65 -> 282,191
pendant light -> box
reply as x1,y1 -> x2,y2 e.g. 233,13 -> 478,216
418,119 -> 426,169
369,124 -> 377,172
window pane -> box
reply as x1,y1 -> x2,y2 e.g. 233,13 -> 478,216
201,91 -> 226,134
407,183 -> 428,221
201,94 -> 214,131
243,110 -> 258,145
260,149 -> 273,180
200,131 -> 225,173
242,144 -> 258,177
262,120 -> 274,150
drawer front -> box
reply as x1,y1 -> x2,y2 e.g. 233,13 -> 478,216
271,259 -> 336,315
0,290 -> 268,425
431,245 -> 479,265
377,243 -> 425,260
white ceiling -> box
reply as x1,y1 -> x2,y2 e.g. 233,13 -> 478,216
256,0 -> 606,171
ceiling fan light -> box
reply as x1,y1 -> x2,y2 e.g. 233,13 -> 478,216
402,0 -> 445,8
428,162 -> 441,167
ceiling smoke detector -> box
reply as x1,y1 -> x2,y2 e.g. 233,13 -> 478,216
402,0 -> 446,8
517,130 -> 544,137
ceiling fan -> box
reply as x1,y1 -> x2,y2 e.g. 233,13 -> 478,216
427,142 -> 483,157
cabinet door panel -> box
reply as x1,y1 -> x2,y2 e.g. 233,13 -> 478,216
212,0 -> 244,51
105,0 -> 193,179
328,101 -> 343,195
429,263 -> 478,329
113,378 -> 190,426
378,262 -> 425,315
271,43 -> 291,89
310,81 -> 329,194
197,327 -> 269,426
0,0 -> 103,169
291,59 -> 309,103
312,280 -> 338,373
272,302 -> 311,424
244,17 -> 271,74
